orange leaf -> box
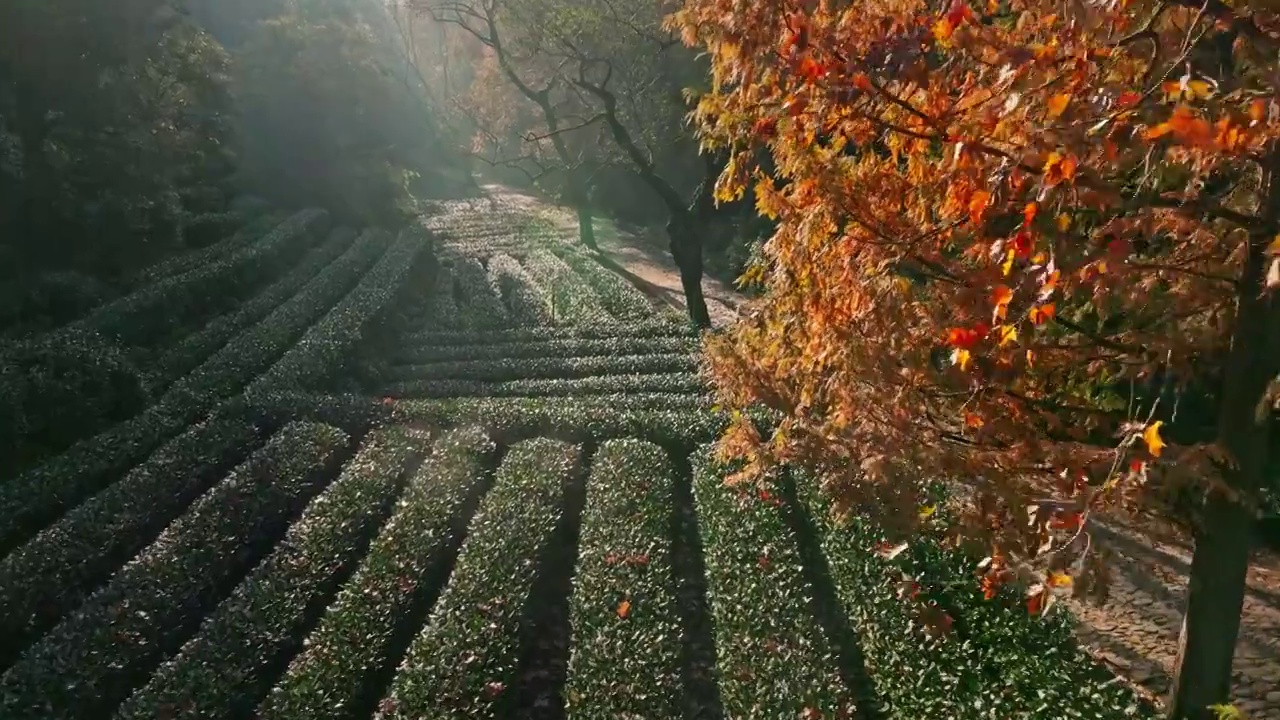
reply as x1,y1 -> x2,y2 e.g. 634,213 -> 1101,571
1250,99 -> 1267,124
946,326 -> 984,349
752,117 -> 778,139
1028,303 -> 1055,325
968,190 -> 992,226
933,17 -> 956,45
797,57 -> 825,82
1046,93 -> 1070,118
951,347 -> 973,371
1023,202 -> 1038,227
946,0 -> 976,25
990,284 -> 1013,322
1047,570 -> 1073,588
1011,230 -> 1033,258
1026,584 -> 1047,616
963,410 -> 985,429
1143,421 -> 1166,457
1039,269 -> 1060,300
617,599 -> 632,619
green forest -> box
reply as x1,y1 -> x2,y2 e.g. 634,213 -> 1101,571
1,0 -> 1278,719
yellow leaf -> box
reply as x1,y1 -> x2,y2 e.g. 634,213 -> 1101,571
952,347 -> 972,371
997,324 -> 1019,346
617,599 -> 632,619
918,504 -> 938,519
933,17 -> 955,46
1143,421 -> 1166,457
1047,571 -> 1073,588
1056,213 -> 1071,232
1046,93 -> 1070,118
1001,248 -> 1015,276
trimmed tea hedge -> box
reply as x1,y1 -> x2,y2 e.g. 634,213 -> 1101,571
394,335 -> 695,365
450,257 -> 509,330
550,247 -> 659,321
260,426 -> 496,720
385,352 -> 698,384
564,440 -> 683,720
691,447 -> 857,718
247,227 -> 422,394
487,253 -> 552,326
0,416 -> 261,671
67,209 -> 330,348
798,482 -> 1157,720
0,422 -> 349,720
147,227 -> 358,392
377,438 -> 579,719
247,391 -> 732,447
404,320 -> 690,347
521,250 -> 612,326
115,427 -> 420,720
422,265 -> 462,331
0,225 -> 385,553
381,373 -> 706,400
130,211 -> 286,287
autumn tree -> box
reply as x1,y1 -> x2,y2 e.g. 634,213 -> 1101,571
671,0 -> 1280,716
420,0 -> 722,326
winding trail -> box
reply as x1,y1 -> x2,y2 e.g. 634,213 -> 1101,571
479,184 -> 741,328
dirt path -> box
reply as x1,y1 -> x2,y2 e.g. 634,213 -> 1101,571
476,182 -> 1280,719
479,183 -> 741,328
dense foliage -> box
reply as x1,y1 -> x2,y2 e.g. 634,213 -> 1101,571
0,0 -> 468,333
671,0 -> 1280,714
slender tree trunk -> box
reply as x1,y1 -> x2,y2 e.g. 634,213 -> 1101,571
1167,156 -> 1280,720
575,203 -> 597,251
668,215 -> 711,328
563,170 -> 596,252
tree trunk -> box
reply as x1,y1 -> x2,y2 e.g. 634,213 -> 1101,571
571,185 -> 597,252
668,216 -> 712,329
1167,163 -> 1280,719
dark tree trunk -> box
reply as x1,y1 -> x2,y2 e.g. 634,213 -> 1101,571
1167,155 -> 1280,720
668,213 -> 711,329
570,184 -> 597,252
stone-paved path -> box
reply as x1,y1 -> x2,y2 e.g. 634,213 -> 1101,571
1067,518 -> 1280,718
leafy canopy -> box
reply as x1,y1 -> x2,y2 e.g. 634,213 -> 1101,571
670,0 -> 1280,604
